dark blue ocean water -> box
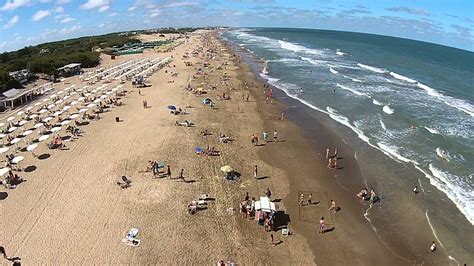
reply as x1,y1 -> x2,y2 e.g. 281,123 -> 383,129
222,28 -> 474,228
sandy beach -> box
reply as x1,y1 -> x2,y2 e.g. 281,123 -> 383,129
0,30 -> 455,265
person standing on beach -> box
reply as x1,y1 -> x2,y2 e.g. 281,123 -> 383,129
246,94 -> 249,101
266,188 -> 272,199
328,199 -> 337,213
254,165 -> 258,179
273,130 -> 278,142
0,246 -> 7,260
413,186 -> 418,195
271,234 -> 275,246
299,194 -> 305,206
430,241 -> 436,252
327,158 -> 333,168
281,112 -> 285,120
308,193 -> 313,205
167,165 -> 171,178
319,217 -> 325,234
326,148 -> 330,159
263,131 -> 268,142
179,169 -> 184,179
333,148 -> 338,158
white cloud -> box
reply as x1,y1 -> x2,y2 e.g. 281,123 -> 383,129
0,41 -> 7,49
150,12 -> 159,18
109,12 -> 118,17
56,0 -> 70,4
164,1 -> 197,8
3,15 -> 19,29
127,6 -> 137,12
32,9 -> 52,21
1,0 -> 31,11
98,5 -> 109,12
54,6 -> 64,13
60,17 -> 75,23
80,0 -> 109,10
40,0 -> 52,3
98,23 -> 105,28
60,24 -> 82,34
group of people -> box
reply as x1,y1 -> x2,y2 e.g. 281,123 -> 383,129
356,188 -> 379,207
1,170 -> 23,189
325,147 -> 339,169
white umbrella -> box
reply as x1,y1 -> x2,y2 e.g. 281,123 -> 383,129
77,88 -> 83,92
70,100 -> 79,105
11,137 -> 22,144
17,111 -> 25,116
87,103 -> 96,108
29,114 -> 38,119
0,122 -> 4,127
8,127 -> 17,132
100,95 -> 107,99
60,120 -> 71,126
35,102 -> 42,106
53,111 -> 63,117
27,143 -> 38,152
38,134 -> 50,142
26,106 -> 33,111
112,88 -> 118,92
93,99 -> 101,103
70,91 -> 77,95
106,91 -> 113,95
55,99 -> 63,104
7,117 -> 15,122
43,117 -> 53,122
18,120 -> 28,126
34,123 -> 44,129
84,93 -> 92,97
91,89 -> 97,93
69,114 -> 80,119
11,156 -> 24,164
58,91 -> 64,94
0,167 -> 10,176
64,95 -> 71,100
49,94 -> 57,99
47,104 -> 55,109
77,97 -> 85,101
0,133 -> 6,138
39,109 -> 48,114
79,108 -> 88,113
83,85 -> 89,89
0,147 -> 9,154
22,130 -> 33,136
51,126 -> 62,132
63,106 -> 71,111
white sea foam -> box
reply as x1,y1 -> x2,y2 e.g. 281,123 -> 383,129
389,72 -> 417,83
329,67 -> 338,74
300,56 -> 327,65
435,147 -> 449,161
336,83 -> 367,97
417,82 -> 474,117
357,63 -> 387,73
377,142 -> 418,165
278,40 -> 322,55
372,99 -> 383,106
383,105 -> 394,114
336,49 -> 347,56
428,164 -> 474,225
424,126 -> 440,135
342,75 -> 362,82
379,119 -> 387,130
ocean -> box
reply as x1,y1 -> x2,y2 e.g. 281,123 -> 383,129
221,28 -> 473,261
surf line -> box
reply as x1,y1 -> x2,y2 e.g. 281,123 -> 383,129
425,211 -> 459,265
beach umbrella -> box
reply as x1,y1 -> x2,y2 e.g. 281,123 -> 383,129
17,111 -> 25,116
77,97 -> 85,101
0,167 -> 10,176
35,102 -> 42,106
70,91 -> 77,95
87,103 -> 97,108
63,106 -> 71,111
8,126 -> 17,133
27,143 -> 38,152
60,120 -> 71,126
34,123 -> 44,129
111,88 -> 118,92
69,114 -> 80,119
18,120 -> 28,126
0,122 -> 4,127
220,165 -> 233,173
58,91 -> 64,95
55,99 -> 63,104
79,108 -> 88,113
83,85 -> 89,89
0,133 -> 6,138
100,95 -> 107,99
84,93 -> 92,97
7,117 -> 15,122
39,109 -> 48,114
70,100 -> 79,105
0,147 -> 9,154
47,104 -> 55,109
49,94 -> 57,99
106,91 -> 113,95
38,135 -> 50,142
29,114 -> 38,119
22,130 -> 33,137
53,111 -> 63,117
51,126 -> 62,133
11,156 -> 24,164
26,106 -> 33,111
43,117 -> 53,122
63,95 -> 71,100
167,105 -> 176,110
11,138 -> 22,145
93,99 -> 101,103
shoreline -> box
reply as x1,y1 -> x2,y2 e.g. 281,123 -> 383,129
222,33 -> 458,264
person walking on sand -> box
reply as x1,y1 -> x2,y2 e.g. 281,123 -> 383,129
254,165 -> 258,179
281,112 -> 285,120
413,186 -> 418,195
308,193 -> 313,205
333,147 -> 338,158
326,148 -> 330,159
319,217 -> 325,234
167,165 -> 171,178
271,234 -> 275,246
328,199 -> 337,213
327,158 -> 333,168
0,246 -> 7,260
246,94 -> 249,101
430,241 -> 436,252
299,193 -> 305,206
273,130 -> 278,142
179,169 -> 184,179
265,187 -> 272,199
138,89 -> 141,95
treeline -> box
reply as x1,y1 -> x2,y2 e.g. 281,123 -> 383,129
0,33 -> 139,93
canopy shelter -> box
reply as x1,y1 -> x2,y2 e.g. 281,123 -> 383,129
1,83 -> 52,108
255,196 -> 276,213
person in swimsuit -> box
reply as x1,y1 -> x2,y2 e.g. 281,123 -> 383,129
319,217 -> 325,234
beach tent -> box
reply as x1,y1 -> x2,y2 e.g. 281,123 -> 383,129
255,196 -> 276,213
202,98 -> 213,105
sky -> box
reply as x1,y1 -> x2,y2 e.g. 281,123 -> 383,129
0,0 -> 473,52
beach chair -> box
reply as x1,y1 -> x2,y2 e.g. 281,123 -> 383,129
281,228 -> 290,237
121,227 -> 140,247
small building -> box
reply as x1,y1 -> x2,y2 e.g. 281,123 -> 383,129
0,83 -> 53,109
56,63 -> 82,77
9,69 -> 32,84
